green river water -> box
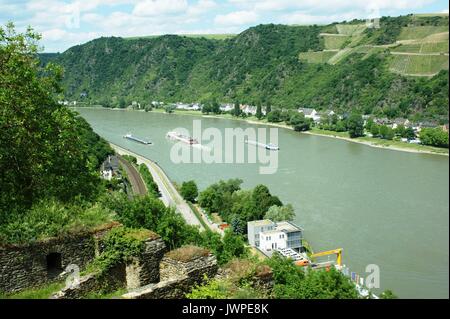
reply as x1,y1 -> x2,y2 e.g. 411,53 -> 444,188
77,108 -> 449,298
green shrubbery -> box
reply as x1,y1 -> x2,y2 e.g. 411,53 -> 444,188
0,199 -> 114,244
84,227 -> 149,276
180,180 -> 199,202
420,127 -> 449,147
198,179 -> 288,234
138,164 -> 160,197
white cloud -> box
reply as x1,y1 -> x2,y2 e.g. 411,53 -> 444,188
280,11 -> 364,25
133,0 -> 188,17
230,0 -> 435,12
214,10 -> 259,26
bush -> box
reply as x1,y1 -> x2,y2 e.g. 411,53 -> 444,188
420,127 -> 449,148
0,199 -> 114,244
138,164 -> 160,197
180,180 -> 198,202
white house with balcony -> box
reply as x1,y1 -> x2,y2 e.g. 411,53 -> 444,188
247,220 -> 303,253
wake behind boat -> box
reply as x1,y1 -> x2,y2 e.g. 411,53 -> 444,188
245,139 -> 279,151
123,133 -> 152,145
166,131 -> 199,145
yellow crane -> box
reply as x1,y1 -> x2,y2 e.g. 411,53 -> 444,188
310,248 -> 343,267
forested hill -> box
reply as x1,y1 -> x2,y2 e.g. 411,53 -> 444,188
43,14 -> 449,122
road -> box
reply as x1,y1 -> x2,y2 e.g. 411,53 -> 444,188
110,143 -> 205,231
117,155 -> 147,195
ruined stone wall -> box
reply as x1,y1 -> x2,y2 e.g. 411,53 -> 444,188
160,254 -> 218,284
0,235 -> 96,293
122,276 -> 192,299
51,236 -> 166,299
124,253 -> 218,299
125,238 -> 166,290
0,223 -> 119,293
51,263 -> 126,299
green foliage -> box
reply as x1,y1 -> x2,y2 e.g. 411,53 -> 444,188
138,164 -> 160,197
187,258 -> 269,299
1,23 -> 113,220
266,254 -> 359,299
187,278 -> 236,299
347,113 -> 364,138
40,17 -> 449,122
380,289 -> 397,299
0,199 -> 113,244
264,204 -> 295,222
198,179 -> 243,215
122,154 -> 137,165
379,125 -> 395,140
256,104 -> 263,120
84,227 -> 147,276
103,192 -> 200,250
180,180 -> 199,202
231,101 -> 242,117
198,180 -> 282,234
290,113 -> 311,131
0,281 -> 65,299
164,105 -> 175,113
267,109 -> 282,123
419,127 -> 449,148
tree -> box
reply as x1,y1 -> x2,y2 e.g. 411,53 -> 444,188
256,103 -> 263,120
365,117 -> 375,131
267,109 -> 282,123
394,124 -> 406,137
379,125 -> 394,140
264,204 -> 295,222
265,105 -> 272,115
0,23 -> 108,219
232,101 -> 242,117
290,113 -> 311,131
164,105 -> 175,113
370,123 -> 380,137
419,127 -> 449,148
220,228 -> 247,264
211,99 -> 221,114
251,185 -> 283,220
180,180 -> 198,202
266,254 -> 358,299
347,113 -> 364,138
403,127 -> 416,140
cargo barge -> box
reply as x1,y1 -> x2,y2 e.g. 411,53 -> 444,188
123,133 -> 152,145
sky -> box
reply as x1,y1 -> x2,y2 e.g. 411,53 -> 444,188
1,0 -> 448,52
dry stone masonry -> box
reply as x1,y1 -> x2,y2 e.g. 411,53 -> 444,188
0,222 -> 120,293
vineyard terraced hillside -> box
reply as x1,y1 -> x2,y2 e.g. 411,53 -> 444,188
41,14 -> 449,122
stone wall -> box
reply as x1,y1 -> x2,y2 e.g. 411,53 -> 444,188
160,254 -> 218,284
123,250 -> 218,299
51,235 -> 166,299
0,222 -> 119,293
122,276 -> 192,299
125,238 -> 166,290
51,263 -> 126,299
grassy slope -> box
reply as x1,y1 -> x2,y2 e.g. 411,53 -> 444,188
0,282 -> 64,299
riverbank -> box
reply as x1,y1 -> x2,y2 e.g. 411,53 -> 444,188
151,108 -> 449,156
76,106 -> 447,156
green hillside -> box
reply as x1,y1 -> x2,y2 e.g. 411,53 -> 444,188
42,14 -> 449,122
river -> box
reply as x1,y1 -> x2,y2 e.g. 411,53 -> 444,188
76,108 -> 449,298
